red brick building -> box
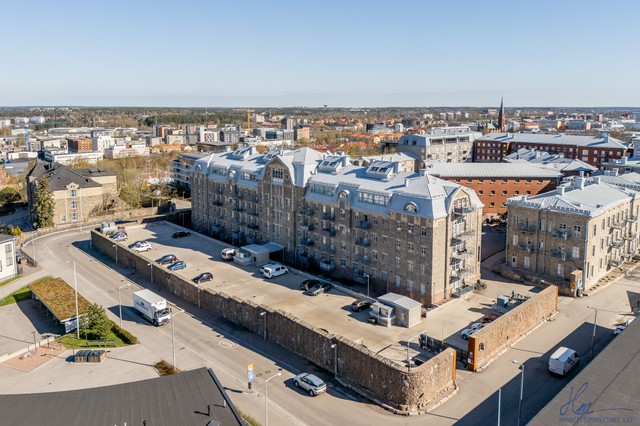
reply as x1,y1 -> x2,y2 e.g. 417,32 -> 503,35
425,162 -> 562,216
473,133 -> 629,168
67,137 -> 93,153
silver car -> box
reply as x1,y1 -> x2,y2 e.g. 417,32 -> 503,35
294,373 -> 327,396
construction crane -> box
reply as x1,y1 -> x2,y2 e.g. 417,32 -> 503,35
247,108 -> 254,133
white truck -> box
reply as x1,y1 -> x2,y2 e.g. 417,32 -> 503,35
133,289 -> 171,326
548,346 -> 580,376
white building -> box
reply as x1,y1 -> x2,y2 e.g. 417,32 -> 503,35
31,116 -> 46,124
43,150 -> 104,165
0,235 -> 17,280
104,144 -> 150,159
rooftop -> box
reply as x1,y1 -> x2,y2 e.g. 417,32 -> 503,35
28,277 -> 92,322
424,162 -> 563,178
477,132 -> 628,149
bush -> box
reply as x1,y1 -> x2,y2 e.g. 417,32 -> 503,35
111,323 -> 138,344
154,360 -> 178,376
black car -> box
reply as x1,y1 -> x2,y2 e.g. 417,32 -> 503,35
351,299 -> 372,312
156,254 -> 177,265
193,272 -> 213,284
300,279 -> 321,291
172,231 -> 191,238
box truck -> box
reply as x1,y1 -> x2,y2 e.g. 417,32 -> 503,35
548,346 -> 580,376
133,289 -> 171,326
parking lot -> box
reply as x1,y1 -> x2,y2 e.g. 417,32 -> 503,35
115,222 -> 538,364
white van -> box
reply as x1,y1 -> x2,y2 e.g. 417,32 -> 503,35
548,347 -> 580,376
262,263 -> 289,279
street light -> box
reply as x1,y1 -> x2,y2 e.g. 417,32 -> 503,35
587,305 -> 598,360
117,283 -> 130,328
112,244 -> 118,264
264,372 -> 282,426
497,388 -> 502,426
197,285 -> 201,309
73,261 -> 80,339
512,360 -> 525,426
170,308 -> 176,369
366,274 -> 370,298
147,262 -> 153,284
330,343 -> 337,377
260,312 -> 267,340
406,331 -> 425,370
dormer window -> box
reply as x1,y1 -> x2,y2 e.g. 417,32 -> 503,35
404,202 -> 418,213
339,190 -> 349,199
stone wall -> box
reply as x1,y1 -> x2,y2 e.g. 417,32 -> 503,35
467,285 -> 558,372
92,230 -> 457,414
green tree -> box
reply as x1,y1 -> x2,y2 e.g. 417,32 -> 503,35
32,177 -> 54,228
84,303 -> 111,339
0,187 -> 20,205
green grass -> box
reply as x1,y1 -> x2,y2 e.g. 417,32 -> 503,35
0,276 -> 20,288
1,286 -> 31,306
58,326 -> 129,349
236,409 -> 261,426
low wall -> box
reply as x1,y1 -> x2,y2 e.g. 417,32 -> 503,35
92,230 -> 456,414
467,285 -> 558,372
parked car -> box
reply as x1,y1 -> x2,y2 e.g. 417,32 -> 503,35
110,231 -> 128,241
614,324 -> 626,336
351,299 -> 372,312
461,323 -> 485,340
306,282 -> 332,296
221,248 -> 236,261
167,261 -> 187,271
262,264 -> 289,279
156,254 -> 177,265
172,231 -> 191,238
300,279 -> 320,291
193,272 -> 213,284
132,241 -> 152,252
294,372 -> 327,397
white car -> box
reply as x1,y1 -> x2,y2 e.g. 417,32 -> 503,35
262,263 -> 289,279
461,323 -> 485,340
132,241 -> 152,252
294,372 -> 327,396
613,325 -> 626,336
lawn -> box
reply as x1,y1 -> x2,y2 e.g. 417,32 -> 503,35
58,328 -> 127,349
1,286 -> 32,306
0,276 -> 20,288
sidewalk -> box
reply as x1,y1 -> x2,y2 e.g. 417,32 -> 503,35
0,266 -> 46,301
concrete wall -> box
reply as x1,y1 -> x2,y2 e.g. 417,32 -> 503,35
92,230 -> 457,414
467,285 -> 558,372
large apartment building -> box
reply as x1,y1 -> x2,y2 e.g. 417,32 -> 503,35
474,133 -> 629,168
191,146 -> 483,306
395,126 -> 481,166
505,175 -> 640,294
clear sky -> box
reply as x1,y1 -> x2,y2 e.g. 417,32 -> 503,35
1,0 -> 638,107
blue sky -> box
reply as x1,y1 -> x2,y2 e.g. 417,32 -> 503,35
1,0 -> 638,107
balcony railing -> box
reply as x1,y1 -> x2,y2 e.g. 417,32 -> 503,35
517,244 -> 535,253
552,230 -> 568,239
322,244 -> 336,253
551,250 -> 567,260
610,240 -> 624,249
354,255 -> 371,265
353,273 -> 368,284
299,223 -> 314,231
452,248 -> 474,259
611,221 -> 624,230
301,238 -> 314,247
299,207 -> 315,216
321,228 -> 336,237
247,223 -> 259,230
609,258 -> 623,268
322,212 -> 336,220
233,205 -> 244,212
355,238 -> 371,247
319,260 -> 335,271
248,210 -> 259,216
212,200 -> 224,206
356,221 -> 371,230
518,225 -> 537,233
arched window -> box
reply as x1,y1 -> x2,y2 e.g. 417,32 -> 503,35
404,202 -> 418,213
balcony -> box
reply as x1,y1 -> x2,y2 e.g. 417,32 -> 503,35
319,260 -> 335,272
212,200 -> 224,206
354,254 -> 371,265
611,221 -> 624,230
355,238 -> 371,247
453,206 -> 474,216
250,195 -> 259,202
247,223 -> 259,230
233,205 -> 244,212
322,244 -> 336,254
452,248 -> 474,259
322,212 -> 336,220
610,240 -> 624,249
248,210 -> 259,216
211,225 -> 223,234
452,267 -> 471,277
453,229 -> 475,240
551,250 -> 567,260
353,273 -> 368,284
629,214 -> 638,221
299,207 -> 315,216
301,238 -> 314,247
356,221 -> 371,230
215,187 -> 225,194
517,244 -> 535,253
518,225 -> 537,233
552,230 -> 568,239
609,258 -> 623,268
299,223 -> 315,231
232,192 -> 244,199
623,233 -> 635,240
321,228 -> 336,237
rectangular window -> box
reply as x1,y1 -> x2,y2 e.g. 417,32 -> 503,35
396,258 -> 401,268
421,227 -> 427,236
6,256 -> 12,266
572,246 -> 580,259
71,213 -> 78,221
421,246 -> 427,256
407,242 -> 414,252
70,201 -> 78,209
70,189 -> 77,198
5,244 -> 11,253
419,284 -> 426,295
407,224 -> 414,234
340,259 -> 346,267
396,241 -> 401,249
408,260 -> 414,272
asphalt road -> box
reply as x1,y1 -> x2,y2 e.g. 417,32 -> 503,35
5,229 -> 636,426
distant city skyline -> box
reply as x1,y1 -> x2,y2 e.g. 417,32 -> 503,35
1,0 -> 638,107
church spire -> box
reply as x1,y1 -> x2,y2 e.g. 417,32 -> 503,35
498,97 -> 506,132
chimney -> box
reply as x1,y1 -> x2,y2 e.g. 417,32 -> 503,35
404,178 -> 410,187
594,176 -> 601,184
419,169 -> 427,176
557,186 -> 566,196
574,177 -> 585,189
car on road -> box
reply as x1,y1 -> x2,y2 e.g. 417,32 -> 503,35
131,241 -> 152,252
461,323 -> 485,340
110,231 -> 128,241
351,299 -> 372,312
193,272 -> 213,284
156,254 -> 177,265
306,282 -> 331,296
300,279 -> 320,291
294,372 -> 327,396
167,261 -> 187,271
172,231 -> 191,238
221,248 -> 236,261
614,324 -> 626,336
262,263 -> 289,279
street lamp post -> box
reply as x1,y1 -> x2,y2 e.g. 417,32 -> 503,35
260,312 -> 266,340
147,262 -> 153,284
197,286 -> 201,309
406,331 -> 425,370
512,360 -> 525,426
497,388 -> 502,426
112,244 -> 118,264
587,305 -> 598,360
330,343 -> 337,377
31,331 -> 37,352
73,261 -> 80,339
366,274 -> 370,298
117,283 -> 130,328
264,372 -> 282,426
171,308 -> 176,369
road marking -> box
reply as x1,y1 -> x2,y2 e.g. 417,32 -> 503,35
219,340 -> 238,349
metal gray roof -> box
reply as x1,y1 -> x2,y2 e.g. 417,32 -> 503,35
29,162 -> 103,191
477,132 -> 628,149
504,148 -> 597,173
377,292 -> 422,310
505,177 -> 639,217
0,368 -> 243,426
530,319 -> 640,425
424,162 -> 563,178
0,234 -> 15,244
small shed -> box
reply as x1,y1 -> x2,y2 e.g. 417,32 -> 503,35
238,244 -> 271,266
377,293 -> 422,328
